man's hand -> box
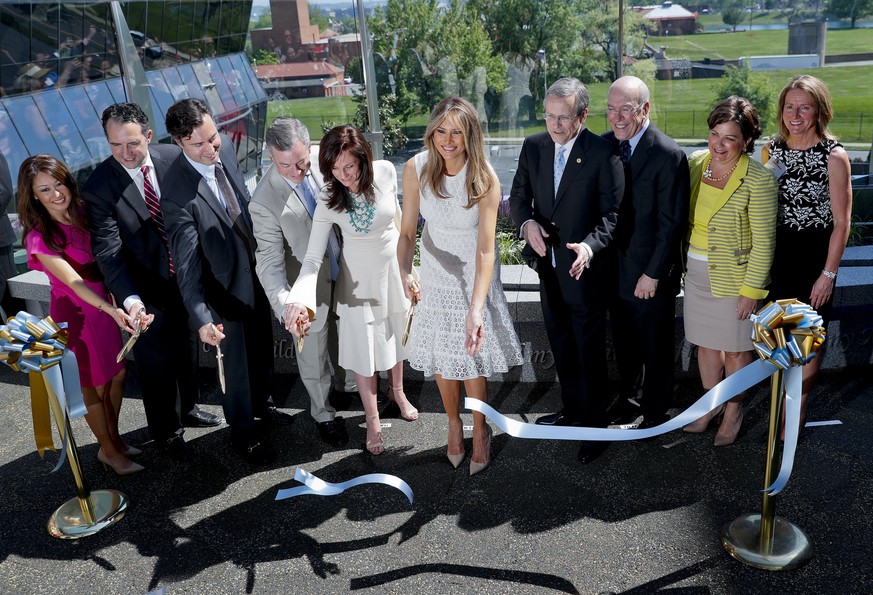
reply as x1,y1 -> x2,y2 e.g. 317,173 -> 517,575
566,243 -> 590,280
522,221 -> 550,257
633,274 -> 659,300
128,302 -> 154,331
199,322 -> 225,346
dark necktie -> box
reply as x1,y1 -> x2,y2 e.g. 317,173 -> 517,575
141,165 -> 174,275
215,163 -> 254,257
619,140 -> 632,166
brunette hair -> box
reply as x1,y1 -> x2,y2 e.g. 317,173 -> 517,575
421,96 -> 496,208
318,125 -> 375,212
165,98 -> 211,141
774,75 -> 836,142
102,102 -> 150,136
17,154 -> 87,253
707,96 -> 762,154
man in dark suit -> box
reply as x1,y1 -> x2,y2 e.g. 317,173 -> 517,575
0,151 -> 25,320
603,76 -> 690,430
162,98 -> 284,465
82,103 -> 220,461
509,77 -> 624,464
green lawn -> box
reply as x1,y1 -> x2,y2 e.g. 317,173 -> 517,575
648,28 -> 873,62
269,65 -> 873,142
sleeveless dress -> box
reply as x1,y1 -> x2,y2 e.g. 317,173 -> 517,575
25,224 -> 124,388
288,160 -> 409,376
767,139 -> 840,325
408,151 -> 522,379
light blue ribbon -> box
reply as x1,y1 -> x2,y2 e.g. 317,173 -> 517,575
275,468 -> 414,505
1,311 -> 87,472
465,358 -> 803,495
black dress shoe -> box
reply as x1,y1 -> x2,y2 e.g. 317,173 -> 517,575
232,434 -> 275,465
638,414 -> 669,430
536,411 -> 583,427
328,390 -> 357,412
257,406 -> 295,426
161,435 -> 193,461
182,409 -> 222,427
317,417 -> 349,447
577,441 -> 608,464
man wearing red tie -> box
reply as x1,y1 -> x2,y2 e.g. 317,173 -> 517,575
83,103 -> 220,462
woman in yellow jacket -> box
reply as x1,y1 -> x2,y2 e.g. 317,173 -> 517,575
682,96 -> 777,446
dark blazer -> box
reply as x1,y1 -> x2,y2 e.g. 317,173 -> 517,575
162,136 -> 258,329
509,128 -> 624,306
82,143 -> 181,308
603,124 -> 689,300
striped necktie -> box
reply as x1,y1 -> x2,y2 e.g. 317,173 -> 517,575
141,165 -> 174,274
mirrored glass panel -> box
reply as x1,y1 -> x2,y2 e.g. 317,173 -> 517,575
60,85 -> 110,163
0,104 -> 31,191
3,95 -> 62,160
32,89 -> 90,170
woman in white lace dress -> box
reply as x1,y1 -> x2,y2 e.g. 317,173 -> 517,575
398,97 -> 522,475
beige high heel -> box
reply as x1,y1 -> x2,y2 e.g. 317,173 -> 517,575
387,385 -> 418,421
447,421 -> 465,468
714,404 -> 743,447
365,414 -> 384,455
97,447 -> 144,475
683,403 -> 725,433
122,444 -> 142,456
469,424 -> 492,476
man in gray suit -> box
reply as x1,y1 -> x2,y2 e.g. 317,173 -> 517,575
250,117 -> 354,447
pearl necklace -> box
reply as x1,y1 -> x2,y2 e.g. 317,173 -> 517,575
703,158 -> 739,182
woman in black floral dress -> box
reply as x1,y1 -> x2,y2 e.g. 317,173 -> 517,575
762,75 -> 852,433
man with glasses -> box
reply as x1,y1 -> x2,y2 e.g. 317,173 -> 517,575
509,77 -> 624,464
249,117 -> 355,448
603,76 -> 689,431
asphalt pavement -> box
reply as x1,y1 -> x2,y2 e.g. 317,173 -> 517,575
1,358 -> 871,594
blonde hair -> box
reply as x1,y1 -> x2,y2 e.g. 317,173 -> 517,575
775,75 -> 837,142
421,97 -> 496,209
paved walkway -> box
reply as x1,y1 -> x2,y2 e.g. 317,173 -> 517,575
1,361 -> 871,594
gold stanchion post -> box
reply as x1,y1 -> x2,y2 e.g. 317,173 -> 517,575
721,369 -> 813,570
44,380 -> 129,539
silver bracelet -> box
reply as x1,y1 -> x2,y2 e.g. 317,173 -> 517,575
821,269 -> 837,280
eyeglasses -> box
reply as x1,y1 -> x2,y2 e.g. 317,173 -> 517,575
606,105 -> 642,117
544,112 -> 578,125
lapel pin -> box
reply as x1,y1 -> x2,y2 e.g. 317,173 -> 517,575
576,158 -> 581,163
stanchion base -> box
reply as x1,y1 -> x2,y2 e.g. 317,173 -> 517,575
47,490 -> 129,539
721,513 -> 813,570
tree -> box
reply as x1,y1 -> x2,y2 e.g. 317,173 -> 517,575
250,49 -> 279,65
324,91 -> 408,156
828,0 -> 873,27
580,0 -> 649,82
308,3 -> 331,32
253,10 -> 272,30
711,64 -> 776,132
722,4 -> 744,32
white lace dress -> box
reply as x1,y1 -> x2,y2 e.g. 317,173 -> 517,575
407,151 -> 522,379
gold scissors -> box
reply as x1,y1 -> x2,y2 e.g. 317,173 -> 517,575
212,323 -> 226,394
296,308 -> 315,353
116,309 -> 145,363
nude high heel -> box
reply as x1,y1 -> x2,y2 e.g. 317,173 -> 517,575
387,385 -> 418,421
683,403 -> 725,434
447,421 -> 465,468
469,424 -> 492,476
364,414 -> 385,455
714,404 -> 743,447
97,447 -> 145,475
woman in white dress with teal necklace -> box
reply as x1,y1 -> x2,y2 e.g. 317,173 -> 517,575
398,97 -> 522,475
287,125 -> 417,455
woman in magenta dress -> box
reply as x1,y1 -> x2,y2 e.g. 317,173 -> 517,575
19,154 -> 150,475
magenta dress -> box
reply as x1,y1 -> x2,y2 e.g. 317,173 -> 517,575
25,224 -> 124,388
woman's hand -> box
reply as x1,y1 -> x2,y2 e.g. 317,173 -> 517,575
198,322 -> 225,346
736,296 -> 758,321
810,274 -> 835,310
128,303 -> 155,333
404,273 -> 421,304
107,306 -> 135,333
283,302 -> 312,337
465,305 -> 485,356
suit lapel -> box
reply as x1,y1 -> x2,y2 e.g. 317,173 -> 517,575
630,126 -> 655,172
712,153 -> 749,216
270,167 -> 311,230
110,158 -> 152,221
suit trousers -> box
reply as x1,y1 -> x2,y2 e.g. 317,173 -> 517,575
611,291 -> 676,419
539,264 -> 608,426
133,284 -> 199,440
213,281 -> 274,433
296,314 -> 337,423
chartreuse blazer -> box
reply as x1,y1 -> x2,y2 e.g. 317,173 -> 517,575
687,150 -> 778,299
